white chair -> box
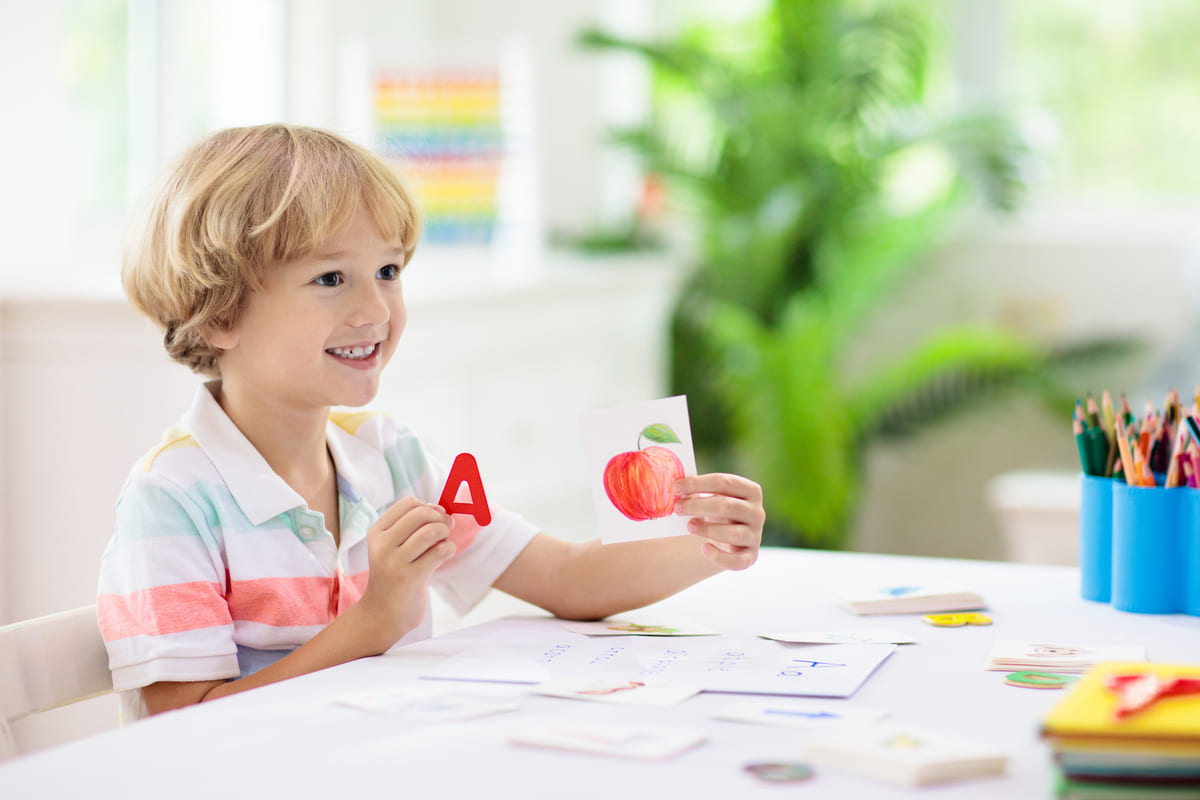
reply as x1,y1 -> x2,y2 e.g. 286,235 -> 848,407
0,605 -> 114,761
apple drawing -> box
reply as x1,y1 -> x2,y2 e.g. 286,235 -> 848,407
602,423 -> 686,521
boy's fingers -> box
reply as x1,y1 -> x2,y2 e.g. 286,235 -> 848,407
673,473 -> 762,502
675,493 -> 744,521
413,537 -> 457,570
375,504 -> 451,548
688,519 -> 758,547
700,541 -> 758,571
374,495 -> 424,529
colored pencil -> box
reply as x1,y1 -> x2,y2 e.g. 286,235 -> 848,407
1113,416 -> 1138,487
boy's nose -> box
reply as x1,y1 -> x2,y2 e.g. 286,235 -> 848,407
349,282 -> 391,326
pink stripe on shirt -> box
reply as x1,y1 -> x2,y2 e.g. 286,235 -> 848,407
226,576 -> 338,627
99,581 -> 231,641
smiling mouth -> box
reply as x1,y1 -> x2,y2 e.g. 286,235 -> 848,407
326,343 -> 379,360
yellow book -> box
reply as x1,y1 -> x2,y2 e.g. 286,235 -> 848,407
1042,662 -> 1200,745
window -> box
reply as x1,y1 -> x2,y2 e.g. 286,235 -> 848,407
1004,0 -> 1200,203
0,0 -> 285,282
0,2 -> 128,278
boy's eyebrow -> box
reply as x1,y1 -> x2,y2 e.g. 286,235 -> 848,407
310,245 -> 407,262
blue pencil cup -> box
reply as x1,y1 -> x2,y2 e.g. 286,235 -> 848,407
1078,475 -> 1114,603
1110,483 -> 1191,614
1186,498 -> 1200,616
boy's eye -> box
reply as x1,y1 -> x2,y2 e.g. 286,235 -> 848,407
378,264 -> 401,281
314,272 -> 343,287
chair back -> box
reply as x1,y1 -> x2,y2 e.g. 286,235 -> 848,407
0,605 -> 113,760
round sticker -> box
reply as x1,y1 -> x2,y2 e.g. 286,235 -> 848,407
1005,671 -> 1075,689
743,762 -> 815,782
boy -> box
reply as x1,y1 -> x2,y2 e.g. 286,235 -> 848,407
98,124 -> 764,720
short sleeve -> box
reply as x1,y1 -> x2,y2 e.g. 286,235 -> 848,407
97,475 -> 240,692
361,415 -> 540,615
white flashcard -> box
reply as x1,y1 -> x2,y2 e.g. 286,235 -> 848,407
421,630 -> 895,699
761,630 -> 918,645
804,721 -> 1008,787
532,676 -> 703,707
834,585 -> 986,615
712,699 -> 889,729
985,640 -> 1148,672
580,396 -> 698,544
511,721 -> 707,760
562,618 -> 719,637
335,688 -> 518,721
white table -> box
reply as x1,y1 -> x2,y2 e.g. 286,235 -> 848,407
3,548 -> 1198,798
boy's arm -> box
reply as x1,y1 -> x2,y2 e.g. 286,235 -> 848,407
143,497 -> 455,715
493,473 -> 764,620
141,599 -> 411,713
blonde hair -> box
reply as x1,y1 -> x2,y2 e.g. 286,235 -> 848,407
123,123 -> 421,376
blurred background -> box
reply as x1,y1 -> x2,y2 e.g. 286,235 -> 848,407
3,0 -> 1200,629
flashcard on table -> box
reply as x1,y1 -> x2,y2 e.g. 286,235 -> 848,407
712,699 -> 889,730
562,618 -> 719,637
804,721 -> 1008,787
421,630 -> 896,699
985,640 -> 1148,673
511,721 -> 707,760
834,585 -> 986,615
580,395 -> 698,544
532,676 -> 703,707
761,630 -> 918,645
334,688 -> 518,722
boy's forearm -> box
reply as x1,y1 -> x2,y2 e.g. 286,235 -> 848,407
202,602 -> 398,702
539,536 -> 721,621
142,601 -> 406,714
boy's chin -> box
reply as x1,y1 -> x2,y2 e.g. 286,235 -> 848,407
334,387 -> 380,409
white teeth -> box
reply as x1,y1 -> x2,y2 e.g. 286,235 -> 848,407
327,344 -> 375,360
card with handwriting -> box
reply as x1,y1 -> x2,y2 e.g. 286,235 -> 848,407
581,396 -> 698,544
562,618 -> 719,637
761,630 -> 918,645
421,635 -> 895,698
511,721 -> 707,760
712,699 -> 889,729
532,676 -> 703,707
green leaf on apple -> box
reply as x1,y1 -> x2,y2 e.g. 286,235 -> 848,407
640,423 -> 681,444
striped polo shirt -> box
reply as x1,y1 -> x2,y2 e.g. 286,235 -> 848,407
97,381 -> 538,715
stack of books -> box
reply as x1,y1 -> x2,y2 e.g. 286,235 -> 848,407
1040,662 -> 1200,799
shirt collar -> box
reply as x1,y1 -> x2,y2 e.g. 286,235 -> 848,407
181,381 -> 392,527
325,417 -> 393,512
182,382 -> 307,525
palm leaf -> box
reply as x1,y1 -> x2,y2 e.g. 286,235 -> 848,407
844,326 -> 1044,441
707,298 -> 855,547
879,109 -> 1031,213
819,189 -> 960,355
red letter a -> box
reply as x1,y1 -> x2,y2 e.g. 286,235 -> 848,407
437,453 -> 492,526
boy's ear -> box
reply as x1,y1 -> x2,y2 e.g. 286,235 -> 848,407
202,322 -> 239,352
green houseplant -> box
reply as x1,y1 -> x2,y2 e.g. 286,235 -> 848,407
582,0 -> 1112,548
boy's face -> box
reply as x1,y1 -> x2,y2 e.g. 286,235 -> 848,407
209,208 -> 407,413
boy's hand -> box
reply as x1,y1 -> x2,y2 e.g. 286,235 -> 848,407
357,495 -> 457,648
673,473 -> 764,571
